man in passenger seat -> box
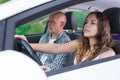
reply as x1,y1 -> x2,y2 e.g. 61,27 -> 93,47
37,11 -> 71,72
15,11 -> 72,72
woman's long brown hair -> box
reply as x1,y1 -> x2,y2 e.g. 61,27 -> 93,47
76,11 -> 114,64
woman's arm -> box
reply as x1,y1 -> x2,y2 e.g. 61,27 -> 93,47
30,40 -> 79,54
14,35 -> 79,54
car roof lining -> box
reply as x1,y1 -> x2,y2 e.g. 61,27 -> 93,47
69,0 -> 120,12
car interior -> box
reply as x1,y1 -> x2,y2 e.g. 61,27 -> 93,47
45,2 -> 120,79
13,1 -> 120,69
64,12 -> 82,40
46,7 -> 120,79
14,11 -> 80,67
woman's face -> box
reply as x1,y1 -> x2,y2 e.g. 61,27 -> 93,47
83,14 -> 98,38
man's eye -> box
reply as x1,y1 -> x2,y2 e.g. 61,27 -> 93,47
84,21 -> 88,24
48,20 -> 52,23
48,20 -> 50,22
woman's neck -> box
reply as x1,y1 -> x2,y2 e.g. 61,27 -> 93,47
89,38 -> 97,50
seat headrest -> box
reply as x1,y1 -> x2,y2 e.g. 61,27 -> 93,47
103,7 -> 120,34
44,12 -> 77,33
64,12 -> 77,30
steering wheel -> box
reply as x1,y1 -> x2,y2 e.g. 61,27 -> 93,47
14,38 -> 42,65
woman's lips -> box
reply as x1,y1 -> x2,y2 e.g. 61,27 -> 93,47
84,28 -> 90,32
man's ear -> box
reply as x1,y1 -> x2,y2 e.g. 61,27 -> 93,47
60,21 -> 65,28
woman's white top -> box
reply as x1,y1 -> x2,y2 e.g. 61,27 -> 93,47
74,47 -> 111,65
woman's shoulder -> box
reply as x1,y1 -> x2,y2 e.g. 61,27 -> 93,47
99,47 -> 116,59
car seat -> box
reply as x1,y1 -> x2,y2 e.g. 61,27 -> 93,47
62,12 -> 80,67
103,7 -> 120,55
64,12 -> 82,40
103,7 -> 120,40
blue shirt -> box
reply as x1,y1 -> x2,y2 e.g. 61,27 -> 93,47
37,32 -> 71,70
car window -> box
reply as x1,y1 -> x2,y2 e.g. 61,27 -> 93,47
15,16 -> 49,35
0,0 -> 10,4
15,9 -> 89,35
63,9 -> 89,30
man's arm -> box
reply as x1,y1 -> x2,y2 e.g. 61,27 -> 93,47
44,53 -> 67,70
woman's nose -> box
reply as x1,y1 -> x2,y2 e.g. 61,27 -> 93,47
85,24 -> 89,28
85,22 -> 90,28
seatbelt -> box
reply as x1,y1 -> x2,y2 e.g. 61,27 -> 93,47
81,47 -> 110,63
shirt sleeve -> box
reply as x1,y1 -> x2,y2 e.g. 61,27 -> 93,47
44,53 -> 67,70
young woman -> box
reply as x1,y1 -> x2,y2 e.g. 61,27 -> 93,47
15,11 -> 116,65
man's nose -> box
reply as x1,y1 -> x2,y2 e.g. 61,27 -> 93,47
48,22 -> 51,26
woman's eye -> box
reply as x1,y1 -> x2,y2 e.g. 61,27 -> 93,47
91,22 -> 96,24
91,22 -> 95,24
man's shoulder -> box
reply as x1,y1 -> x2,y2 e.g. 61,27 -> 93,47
58,32 -> 71,43
39,32 -> 50,43
40,32 -> 50,39
61,32 -> 70,39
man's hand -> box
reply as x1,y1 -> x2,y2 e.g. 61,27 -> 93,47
14,35 -> 28,42
40,66 -> 51,72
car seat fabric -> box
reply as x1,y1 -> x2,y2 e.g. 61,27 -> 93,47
112,40 -> 120,55
103,7 -> 120,55
103,7 -> 120,39
64,12 -> 82,40
64,12 -> 77,30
